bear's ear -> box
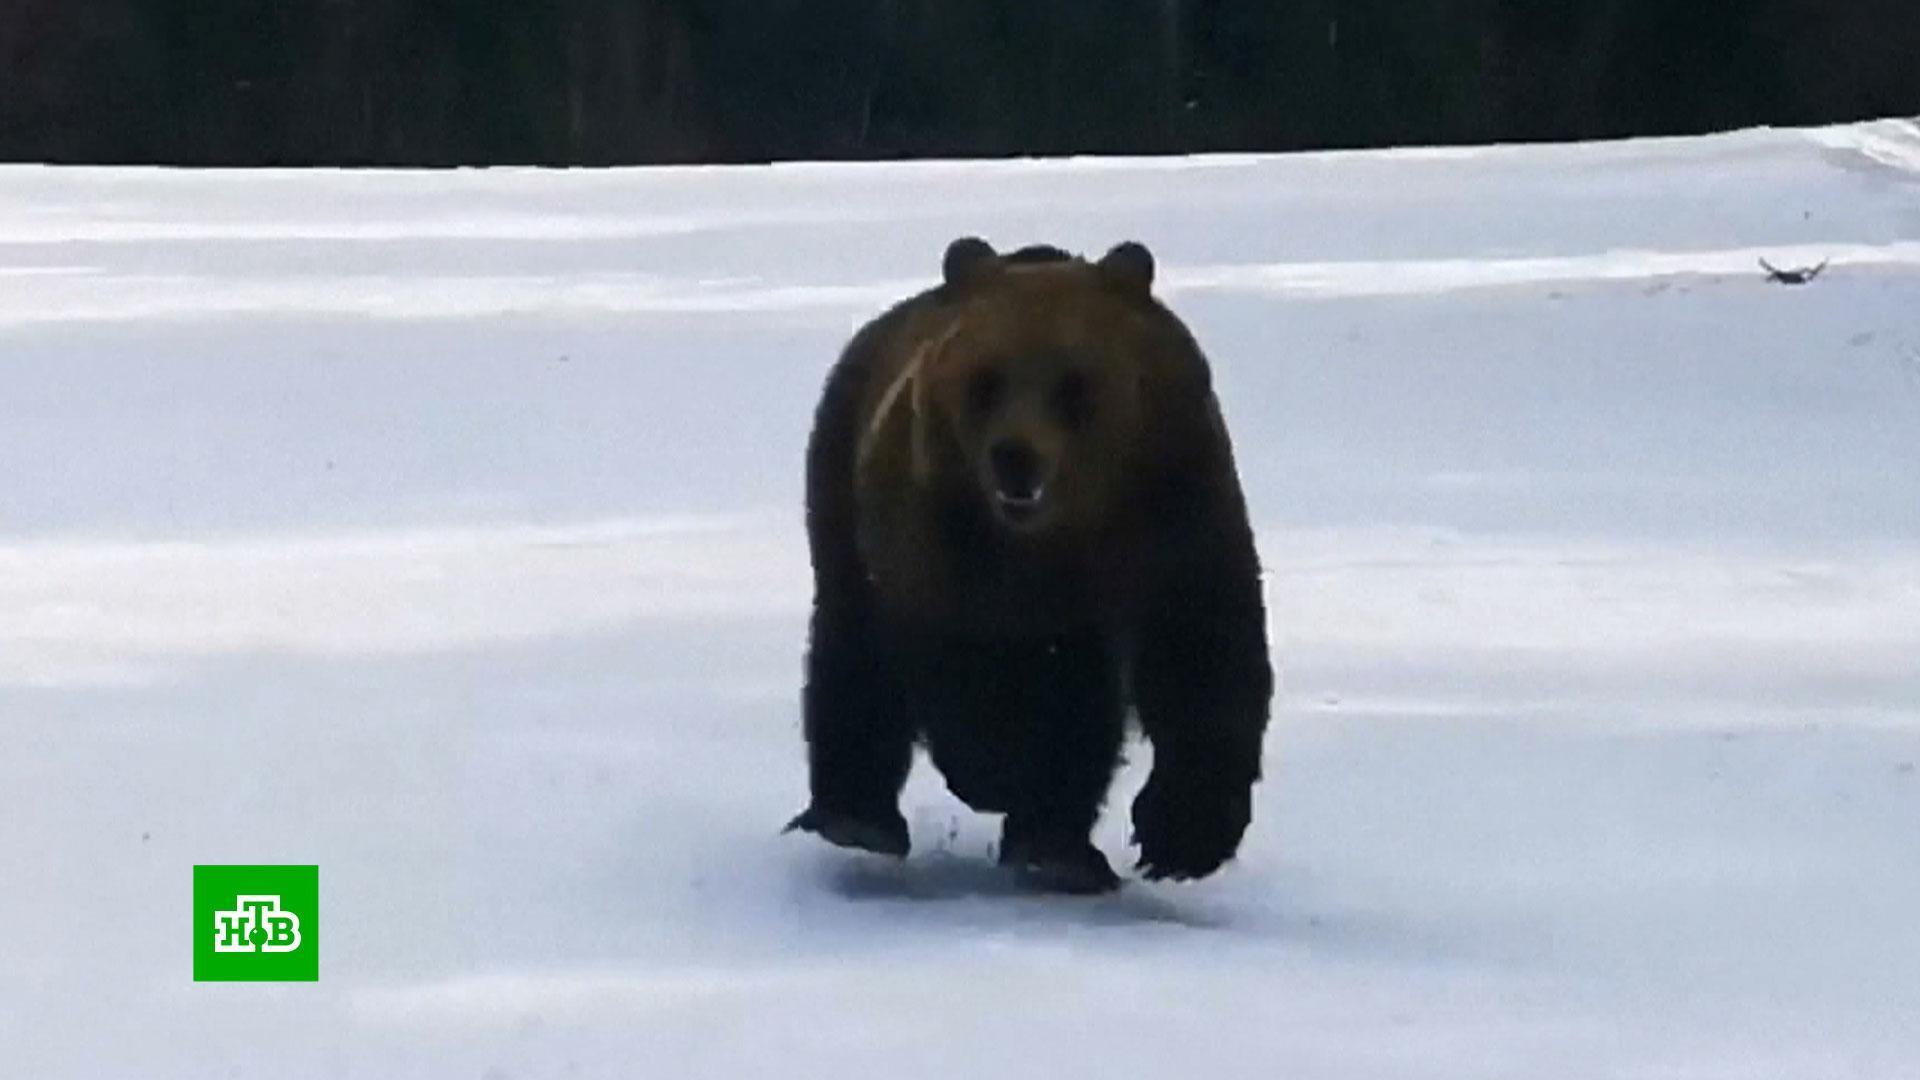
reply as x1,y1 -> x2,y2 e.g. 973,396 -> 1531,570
1097,241 -> 1155,298
943,236 -> 1000,289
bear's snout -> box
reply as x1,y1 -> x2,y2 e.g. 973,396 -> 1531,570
987,439 -> 1049,515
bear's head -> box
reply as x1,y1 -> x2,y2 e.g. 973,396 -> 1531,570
896,237 -> 1165,540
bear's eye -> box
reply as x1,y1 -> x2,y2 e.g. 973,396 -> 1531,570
1051,370 -> 1094,429
966,369 -> 1005,418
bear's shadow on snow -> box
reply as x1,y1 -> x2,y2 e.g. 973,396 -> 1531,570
808,850 -> 1235,930
797,846 -> 1507,964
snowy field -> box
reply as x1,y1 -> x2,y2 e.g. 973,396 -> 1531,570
3,119 -> 1919,1078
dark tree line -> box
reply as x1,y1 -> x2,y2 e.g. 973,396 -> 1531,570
3,0 -> 1916,166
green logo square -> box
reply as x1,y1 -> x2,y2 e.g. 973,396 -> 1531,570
193,865 -> 319,982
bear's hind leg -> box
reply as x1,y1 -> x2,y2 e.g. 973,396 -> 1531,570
999,817 -> 1121,895
996,630 -> 1127,894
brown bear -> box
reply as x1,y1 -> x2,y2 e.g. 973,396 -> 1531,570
786,237 -> 1272,892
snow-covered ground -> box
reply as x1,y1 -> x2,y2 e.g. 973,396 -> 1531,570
4,120 -> 1919,1078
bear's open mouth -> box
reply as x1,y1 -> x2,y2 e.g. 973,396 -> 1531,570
994,485 -> 1045,524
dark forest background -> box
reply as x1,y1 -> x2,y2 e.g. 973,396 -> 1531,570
3,0 -> 1918,166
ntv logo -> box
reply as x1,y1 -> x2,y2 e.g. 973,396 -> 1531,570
193,865 -> 318,981
213,895 -> 302,953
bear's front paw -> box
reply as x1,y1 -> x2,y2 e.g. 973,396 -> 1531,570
783,804 -> 910,858
1130,776 -> 1251,882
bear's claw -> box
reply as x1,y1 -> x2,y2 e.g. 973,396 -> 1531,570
783,806 -> 910,858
